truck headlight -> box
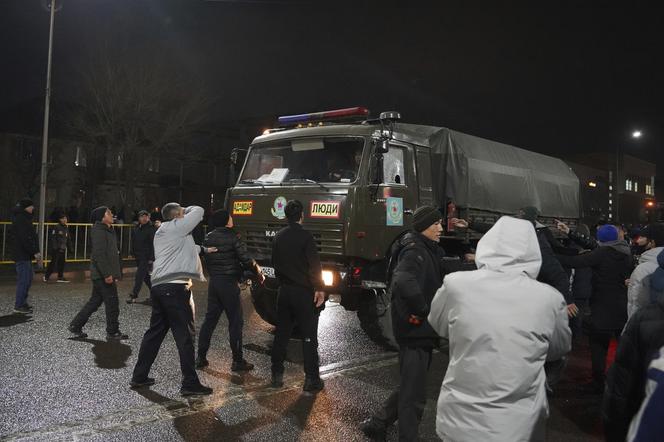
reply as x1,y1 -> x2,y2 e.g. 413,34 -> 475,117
322,270 -> 334,287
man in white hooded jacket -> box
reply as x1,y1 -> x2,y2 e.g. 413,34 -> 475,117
428,216 -> 571,441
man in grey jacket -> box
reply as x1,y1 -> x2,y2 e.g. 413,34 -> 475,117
69,206 -> 127,340
627,223 -> 664,318
131,203 -> 215,396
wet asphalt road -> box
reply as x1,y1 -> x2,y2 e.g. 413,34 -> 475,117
1,274 -> 606,441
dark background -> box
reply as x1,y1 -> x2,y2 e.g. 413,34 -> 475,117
1,1 -> 662,170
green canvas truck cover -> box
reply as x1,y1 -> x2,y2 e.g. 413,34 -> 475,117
392,124 -> 580,219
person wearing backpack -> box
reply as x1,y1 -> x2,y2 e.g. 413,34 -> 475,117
361,206 -> 448,441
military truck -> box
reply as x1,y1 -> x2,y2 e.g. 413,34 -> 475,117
225,107 -> 579,349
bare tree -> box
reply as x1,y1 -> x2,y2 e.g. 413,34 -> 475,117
66,43 -> 212,216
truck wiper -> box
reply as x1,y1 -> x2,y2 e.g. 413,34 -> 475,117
287,178 -> 328,191
239,179 -> 266,189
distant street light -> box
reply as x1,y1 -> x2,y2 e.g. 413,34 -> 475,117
615,129 -> 644,221
632,130 -> 642,139
37,0 -> 61,265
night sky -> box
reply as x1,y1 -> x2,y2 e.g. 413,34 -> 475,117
2,1 -> 663,170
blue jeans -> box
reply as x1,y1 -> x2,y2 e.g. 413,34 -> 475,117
15,260 -> 34,308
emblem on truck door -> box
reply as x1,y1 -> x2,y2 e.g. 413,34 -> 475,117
232,200 -> 253,216
271,196 -> 287,219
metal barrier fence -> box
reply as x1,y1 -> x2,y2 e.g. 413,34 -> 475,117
0,222 -> 136,265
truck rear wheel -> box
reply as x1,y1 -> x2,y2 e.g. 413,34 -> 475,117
250,280 -> 279,325
357,288 -> 398,351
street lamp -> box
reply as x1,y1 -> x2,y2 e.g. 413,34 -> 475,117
614,130 -> 644,221
37,0 -> 61,264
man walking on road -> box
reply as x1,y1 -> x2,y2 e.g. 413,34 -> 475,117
270,200 -> 326,393
127,210 -> 156,304
361,206 -> 448,441
44,212 -> 71,283
11,198 -> 41,314
69,206 -> 127,340
196,209 -> 264,371
131,203 -> 214,396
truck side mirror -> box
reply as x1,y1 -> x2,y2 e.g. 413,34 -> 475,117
376,138 -> 390,154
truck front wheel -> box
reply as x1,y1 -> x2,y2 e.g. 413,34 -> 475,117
250,280 -> 279,325
357,288 -> 398,351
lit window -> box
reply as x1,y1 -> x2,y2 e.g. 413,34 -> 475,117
609,185 -> 613,191
609,199 -> 613,205
635,182 -> 639,192
608,213 -> 613,219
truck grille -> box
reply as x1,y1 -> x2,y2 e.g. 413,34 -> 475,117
239,222 -> 344,261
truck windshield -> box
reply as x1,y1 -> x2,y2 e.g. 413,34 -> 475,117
240,137 -> 365,184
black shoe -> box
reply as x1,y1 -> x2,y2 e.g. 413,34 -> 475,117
231,360 -> 254,372
126,296 -> 138,304
195,357 -> 209,369
68,325 -> 88,338
271,372 -> 284,388
56,278 -> 70,283
107,331 -> 129,340
130,377 -> 155,388
13,306 -> 31,314
180,384 -> 213,396
360,417 -> 388,441
303,377 -> 324,393
24,303 -> 34,311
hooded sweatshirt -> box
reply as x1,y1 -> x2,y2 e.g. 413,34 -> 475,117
627,246 -> 664,318
428,216 -> 571,442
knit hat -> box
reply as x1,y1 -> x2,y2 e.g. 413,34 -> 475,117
412,206 -> 442,232
91,206 -> 109,223
597,224 -> 618,243
516,206 -> 540,223
641,224 -> 664,247
17,198 -> 34,209
211,209 -> 230,228
137,209 -> 149,217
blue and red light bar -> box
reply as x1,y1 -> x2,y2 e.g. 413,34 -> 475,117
277,107 -> 369,126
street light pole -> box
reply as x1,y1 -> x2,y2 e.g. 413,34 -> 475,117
38,0 -> 57,264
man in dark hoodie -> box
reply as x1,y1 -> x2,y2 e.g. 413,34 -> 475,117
127,210 -> 156,304
361,206 -> 447,441
11,198 -> 41,314
196,209 -> 263,371
557,224 -> 634,393
68,206 -> 128,340
44,212 -> 71,283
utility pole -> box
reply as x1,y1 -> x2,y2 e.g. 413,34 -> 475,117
38,0 -> 58,264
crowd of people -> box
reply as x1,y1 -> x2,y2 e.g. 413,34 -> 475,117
8,196 -> 664,441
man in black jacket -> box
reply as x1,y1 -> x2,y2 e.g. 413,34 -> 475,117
44,212 -> 71,283
69,206 -> 128,340
270,200 -> 326,392
557,224 -> 634,393
196,209 -> 263,371
127,210 -> 156,304
362,206 -> 446,441
603,292 -> 664,441
11,198 -> 42,314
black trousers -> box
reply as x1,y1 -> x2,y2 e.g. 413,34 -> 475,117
132,283 -> 200,388
131,258 -> 152,297
45,249 -> 66,279
589,330 -> 621,383
375,345 -> 433,442
198,277 -> 244,362
271,285 -> 321,378
70,279 -> 120,334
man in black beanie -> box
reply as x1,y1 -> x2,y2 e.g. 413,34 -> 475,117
11,198 -> 41,314
69,206 -> 127,339
196,209 -> 263,371
362,205 -> 447,440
